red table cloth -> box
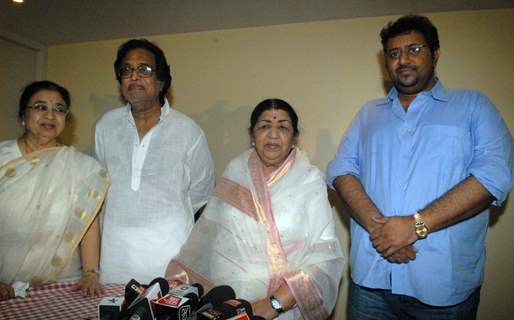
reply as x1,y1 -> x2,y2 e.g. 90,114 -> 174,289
0,282 -> 124,320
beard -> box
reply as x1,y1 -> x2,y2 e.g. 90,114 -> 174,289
390,63 -> 436,95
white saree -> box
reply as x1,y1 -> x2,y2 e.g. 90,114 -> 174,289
0,140 -> 109,286
166,148 -> 343,319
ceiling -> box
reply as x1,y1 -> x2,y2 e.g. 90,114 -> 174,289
1,0 -> 513,46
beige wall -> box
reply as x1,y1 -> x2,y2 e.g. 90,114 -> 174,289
0,36 -> 46,141
47,9 -> 513,320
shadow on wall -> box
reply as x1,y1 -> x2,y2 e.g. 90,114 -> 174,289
311,127 -> 351,319
189,100 -> 254,176
61,92 -> 122,154
377,51 -> 393,94
60,112 -> 77,146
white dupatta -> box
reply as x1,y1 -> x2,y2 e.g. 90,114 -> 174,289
0,145 -> 109,286
167,148 -> 343,319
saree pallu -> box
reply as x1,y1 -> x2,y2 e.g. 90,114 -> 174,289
0,145 -> 109,286
167,148 -> 343,319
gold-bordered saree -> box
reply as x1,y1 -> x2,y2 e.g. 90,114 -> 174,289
166,148 -> 343,320
0,145 -> 109,286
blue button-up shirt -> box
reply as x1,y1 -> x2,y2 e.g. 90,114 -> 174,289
327,79 -> 513,306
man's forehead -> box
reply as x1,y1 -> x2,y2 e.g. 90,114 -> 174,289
122,48 -> 156,63
387,31 -> 427,47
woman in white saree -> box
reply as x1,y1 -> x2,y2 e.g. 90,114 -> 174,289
166,99 -> 343,319
0,81 -> 109,300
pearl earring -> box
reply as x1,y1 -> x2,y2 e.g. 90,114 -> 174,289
21,121 -> 25,127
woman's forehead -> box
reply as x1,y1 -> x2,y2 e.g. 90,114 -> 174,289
257,109 -> 291,121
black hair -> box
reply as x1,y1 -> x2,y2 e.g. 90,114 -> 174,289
380,15 -> 440,55
249,98 -> 299,137
18,80 -> 71,121
114,39 -> 172,104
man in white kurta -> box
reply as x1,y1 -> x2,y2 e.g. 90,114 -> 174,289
95,39 -> 214,284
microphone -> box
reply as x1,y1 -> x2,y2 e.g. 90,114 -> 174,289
198,298 -> 254,320
154,283 -> 204,320
196,285 -> 236,313
121,279 -> 146,312
170,283 -> 203,301
120,277 -> 170,320
218,299 -> 253,316
98,296 -> 124,320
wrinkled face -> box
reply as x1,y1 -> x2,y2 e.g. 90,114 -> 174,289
120,48 -> 163,106
385,31 -> 439,95
24,90 -> 67,142
252,109 -> 296,174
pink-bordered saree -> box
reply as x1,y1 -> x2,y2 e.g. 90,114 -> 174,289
166,148 -> 343,319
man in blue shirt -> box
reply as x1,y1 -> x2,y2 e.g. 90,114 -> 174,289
327,15 -> 512,319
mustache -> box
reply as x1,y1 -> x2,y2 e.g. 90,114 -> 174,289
396,64 -> 417,73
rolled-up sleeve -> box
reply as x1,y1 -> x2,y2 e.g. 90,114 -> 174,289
468,95 -> 513,205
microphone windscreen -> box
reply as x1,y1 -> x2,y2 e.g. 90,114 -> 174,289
122,279 -> 145,311
148,277 -> 170,295
193,283 -> 204,297
183,292 -> 199,307
219,298 -> 253,317
201,285 -> 236,308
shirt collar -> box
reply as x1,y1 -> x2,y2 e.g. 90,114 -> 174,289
125,98 -> 171,125
380,77 -> 450,105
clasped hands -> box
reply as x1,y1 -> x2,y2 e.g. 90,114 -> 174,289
369,215 -> 419,264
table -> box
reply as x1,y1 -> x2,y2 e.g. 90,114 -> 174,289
0,282 -> 124,320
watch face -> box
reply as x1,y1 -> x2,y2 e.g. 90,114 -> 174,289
416,225 -> 428,238
270,296 -> 283,312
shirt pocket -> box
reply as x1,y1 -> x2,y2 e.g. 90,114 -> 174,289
418,125 -> 471,169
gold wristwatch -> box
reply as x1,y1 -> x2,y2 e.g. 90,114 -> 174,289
414,212 -> 429,239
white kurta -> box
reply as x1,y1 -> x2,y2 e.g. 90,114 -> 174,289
95,99 -> 214,284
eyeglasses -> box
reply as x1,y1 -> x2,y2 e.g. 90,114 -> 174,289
386,44 -> 429,60
26,102 -> 69,115
118,64 -> 155,78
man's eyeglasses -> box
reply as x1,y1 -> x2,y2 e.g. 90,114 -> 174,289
386,44 -> 429,60
26,102 -> 69,115
118,64 -> 155,78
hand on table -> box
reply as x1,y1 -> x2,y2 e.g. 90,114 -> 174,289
370,215 -> 418,258
71,272 -> 105,297
0,281 -> 15,301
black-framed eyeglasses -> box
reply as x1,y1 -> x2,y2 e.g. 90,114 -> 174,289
118,64 -> 155,78
26,102 -> 69,115
386,44 -> 429,60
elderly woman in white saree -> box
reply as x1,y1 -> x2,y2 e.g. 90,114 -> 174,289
166,99 -> 343,319
0,81 -> 109,300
